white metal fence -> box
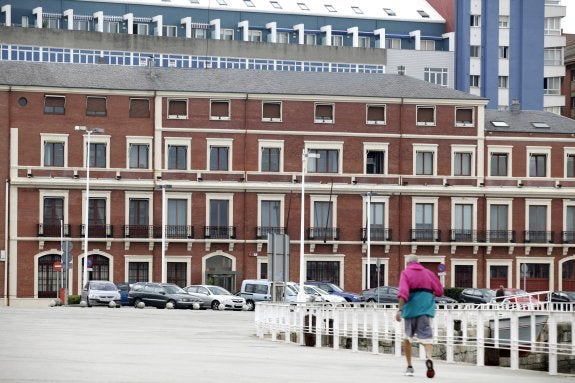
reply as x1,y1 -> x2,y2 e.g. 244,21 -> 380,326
255,301 -> 575,376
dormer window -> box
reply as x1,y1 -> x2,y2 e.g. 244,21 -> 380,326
351,6 -> 362,14
168,99 -> 188,119
416,106 -> 435,126
210,100 -> 230,120
244,0 -> 255,6
216,0 -> 227,5
315,103 -> 334,123
270,1 -> 282,9
455,108 -> 474,127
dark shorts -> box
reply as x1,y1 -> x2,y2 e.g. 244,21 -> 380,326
403,315 -> 433,344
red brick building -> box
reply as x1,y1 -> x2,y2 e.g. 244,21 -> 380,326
1,61 -> 575,306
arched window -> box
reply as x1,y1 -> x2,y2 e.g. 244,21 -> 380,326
87,254 -> 110,281
38,254 -> 61,298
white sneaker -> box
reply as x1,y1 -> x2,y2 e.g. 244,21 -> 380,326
404,366 -> 415,376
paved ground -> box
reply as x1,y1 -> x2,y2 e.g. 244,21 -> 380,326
0,306 -> 573,383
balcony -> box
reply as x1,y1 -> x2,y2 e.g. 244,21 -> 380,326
153,225 -> 194,239
410,229 -> 441,242
256,226 -> 285,239
123,225 -> 153,238
561,231 -> 575,244
38,223 -> 71,237
308,227 -> 339,241
204,226 -> 236,239
81,224 -> 114,238
486,230 -> 516,243
360,228 -> 392,241
523,230 -> 554,244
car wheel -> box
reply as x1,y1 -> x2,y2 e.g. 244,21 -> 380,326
245,300 -> 255,311
211,300 -> 220,310
86,298 -> 92,307
134,298 -> 142,308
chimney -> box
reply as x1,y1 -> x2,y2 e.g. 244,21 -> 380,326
511,99 -> 520,113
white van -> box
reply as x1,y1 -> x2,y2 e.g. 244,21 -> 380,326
239,279 -> 298,311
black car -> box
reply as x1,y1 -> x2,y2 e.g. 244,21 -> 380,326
549,291 -> 575,310
128,282 -> 201,309
361,286 -> 399,303
305,281 -> 364,302
459,288 -> 494,304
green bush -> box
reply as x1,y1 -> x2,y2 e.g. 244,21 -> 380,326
444,287 -> 464,302
68,295 -> 81,305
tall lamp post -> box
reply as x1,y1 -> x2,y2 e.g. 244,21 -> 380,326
75,126 -> 104,289
156,184 -> 172,283
363,192 -> 372,291
298,149 -> 319,303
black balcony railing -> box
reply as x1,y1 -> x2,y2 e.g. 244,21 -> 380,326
256,226 -> 285,239
361,228 -> 392,241
123,225 -> 153,238
204,226 -> 236,239
308,227 -> 339,241
38,223 -> 71,237
486,230 -> 516,243
410,229 -> 441,242
153,225 -> 194,239
448,229 -> 484,242
562,231 -> 575,244
523,230 -> 554,243
81,224 -> 113,238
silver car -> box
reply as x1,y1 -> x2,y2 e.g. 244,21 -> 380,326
184,285 -> 246,310
81,280 -> 121,307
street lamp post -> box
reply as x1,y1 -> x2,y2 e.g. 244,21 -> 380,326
156,184 -> 172,283
298,149 -> 320,303
75,126 -> 104,290
362,192 -> 373,291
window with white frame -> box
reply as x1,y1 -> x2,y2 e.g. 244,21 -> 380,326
452,145 -> 475,176
331,35 -> 344,46
420,40 -> 435,51
206,193 -> 234,239
499,46 -> 509,59
526,199 -> 551,243
305,141 -> 343,174
499,15 -> 509,28
315,103 -> 334,123
126,255 -> 152,284
564,201 -> 575,242
277,32 -> 290,43
470,45 -> 481,58
527,147 -> 551,177
248,30 -> 262,42
489,146 -> 512,177
305,33 -> 317,45
258,140 -> 283,172
424,68 -> 448,87
470,75 -> 480,87
194,28 -> 207,39
39,190 -> 69,237
165,137 -> 191,171
262,101 -> 282,122
498,76 -> 509,89
416,106 -> 435,126
74,19 -> 90,31
544,17 -> 561,35
134,23 -> 148,35
310,195 -> 338,240
127,137 -> 152,170
413,144 -> 437,176
455,107 -> 474,127
210,100 -> 230,120
220,29 -> 234,40
363,195 -> 389,241
452,198 -> 476,241
104,21 -> 119,33
44,95 -> 65,115
565,148 -> 575,178
126,193 -> 152,237
81,134 -> 110,169
167,193 -> 192,239
257,194 -> 285,238
364,143 -> 388,175
207,138 -> 233,171
385,38 -> 401,49
412,197 -> 438,241
366,104 -> 386,125
82,190 -> 111,237
163,25 -> 177,37
544,77 -> 561,95
41,133 -> 68,167
487,199 -> 512,242
544,48 -> 564,66
358,36 -> 370,48
470,15 -> 481,27
167,99 -> 188,119
86,96 -> 107,116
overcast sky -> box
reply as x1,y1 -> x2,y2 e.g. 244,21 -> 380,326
563,0 -> 574,34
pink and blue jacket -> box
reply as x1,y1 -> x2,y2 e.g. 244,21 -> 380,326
398,263 -> 444,319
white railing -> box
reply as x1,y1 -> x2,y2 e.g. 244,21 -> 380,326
255,302 -> 575,376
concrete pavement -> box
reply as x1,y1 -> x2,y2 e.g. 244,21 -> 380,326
0,306 -> 573,383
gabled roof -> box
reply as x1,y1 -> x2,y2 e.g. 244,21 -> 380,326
0,61 -> 484,101
486,110 -> 575,134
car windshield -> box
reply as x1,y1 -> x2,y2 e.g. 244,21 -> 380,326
563,292 -> 575,300
328,284 -> 343,293
163,285 -> 187,294
207,286 -> 231,295
91,282 -> 116,291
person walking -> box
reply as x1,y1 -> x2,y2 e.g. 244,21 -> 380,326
495,285 -> 505,302
395,254 -> 444,378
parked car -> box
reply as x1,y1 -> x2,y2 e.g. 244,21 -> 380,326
239,279 -> 299,311
116,282 -> 131,306
500,288 -> 541,308
361,286 -> 399,303
81,280 -> 121,307
435,295 -> 458,308
184,284 -> 246,310
548,291 -> 575,310
128,282 -> 201,309
305,281 -> 364,302
303,285 -> 346,303
459,288 -> 495,304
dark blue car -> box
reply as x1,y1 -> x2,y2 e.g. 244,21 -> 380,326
116,282 -> 131,306
305,281 -> 364,302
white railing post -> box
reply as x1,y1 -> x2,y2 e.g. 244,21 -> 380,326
351,309 -> 359,352
548,314 -> 558,375
371,307 -> 378,354
510,311 -> 519,370
476,310 -> 485,367
445,311 -> 454,363
333,309 -> 340,350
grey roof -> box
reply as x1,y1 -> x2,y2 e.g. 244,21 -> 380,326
0,61 -> 485,101
485,109 -> 575,134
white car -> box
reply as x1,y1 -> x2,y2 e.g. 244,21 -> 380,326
184,285 -> 246,310
304,285 -> 347,303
